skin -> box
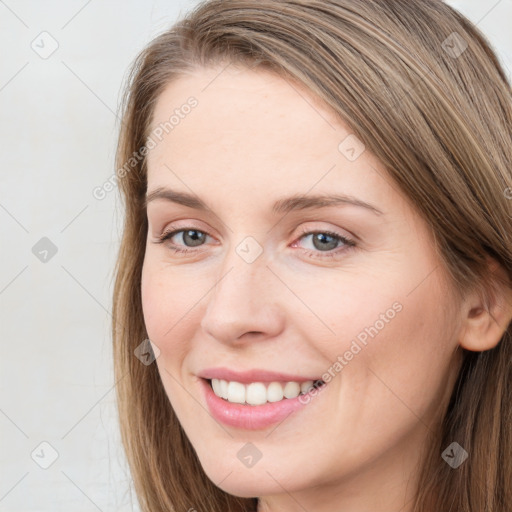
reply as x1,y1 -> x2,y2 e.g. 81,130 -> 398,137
140,65 -> 502,512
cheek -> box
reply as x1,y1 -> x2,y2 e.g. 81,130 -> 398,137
346,270 -> 460,424
308,254 -> 459,414
141,262 -> 165,339
141,259 -> 185,344
141,258 -> 209,364
140,263 -> 192,412
282,266 -> 405,362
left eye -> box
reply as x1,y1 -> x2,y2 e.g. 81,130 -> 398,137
294,230 -> 354,253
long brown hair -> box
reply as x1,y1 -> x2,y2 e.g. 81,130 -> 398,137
112,1 -> 512,510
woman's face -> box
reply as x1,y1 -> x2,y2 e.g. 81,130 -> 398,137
141,65 -> 465,509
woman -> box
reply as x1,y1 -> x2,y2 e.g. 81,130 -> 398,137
112,1 -> 512,511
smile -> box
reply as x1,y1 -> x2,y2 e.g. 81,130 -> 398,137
200,377 -> 327,430
209,378 -> 325,405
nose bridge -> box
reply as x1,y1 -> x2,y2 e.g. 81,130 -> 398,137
213,235 -> 269,302
200,238 -> 282,342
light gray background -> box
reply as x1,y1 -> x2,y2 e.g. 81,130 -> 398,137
0,1 -> 510,511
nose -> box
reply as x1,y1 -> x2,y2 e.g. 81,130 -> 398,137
199,246 -> 284,346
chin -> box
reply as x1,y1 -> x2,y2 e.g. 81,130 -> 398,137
198,453 -> 308,498
205,470 -> 280,499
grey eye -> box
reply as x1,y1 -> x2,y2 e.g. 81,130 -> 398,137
179,230 -> 207,247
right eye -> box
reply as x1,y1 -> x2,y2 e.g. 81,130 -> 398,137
155,227 -> 213,253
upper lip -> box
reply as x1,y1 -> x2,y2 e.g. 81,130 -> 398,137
197,367 -> 322,384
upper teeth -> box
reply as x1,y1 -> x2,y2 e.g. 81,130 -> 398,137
210,378 -> 323,405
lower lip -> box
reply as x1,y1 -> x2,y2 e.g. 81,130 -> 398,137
200,378 -> 325,430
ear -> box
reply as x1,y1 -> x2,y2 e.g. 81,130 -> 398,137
459,257 -> 512,352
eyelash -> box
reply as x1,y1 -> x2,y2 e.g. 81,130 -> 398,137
154,225 -> 356,260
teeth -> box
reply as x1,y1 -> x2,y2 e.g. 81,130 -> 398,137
211,378 -> 222,397
283,381 -> 300,399
246,382 -> 267,405
300,381 -> 315,394
210,378 -> 324,405
220,379 -> 229,399
267,382 -> 284,403
227,381 -> 245,404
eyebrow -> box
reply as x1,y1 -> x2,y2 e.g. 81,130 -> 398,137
144,187 -> 384,216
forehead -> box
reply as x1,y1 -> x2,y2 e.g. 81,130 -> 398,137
146,65 -> 394,211
149,65 -> 343,153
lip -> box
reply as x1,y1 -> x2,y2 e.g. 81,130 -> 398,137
199,377 -> 326,430
197,367 -> 322,384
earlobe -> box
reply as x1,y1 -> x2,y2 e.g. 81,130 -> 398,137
458,258 -> 512,352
